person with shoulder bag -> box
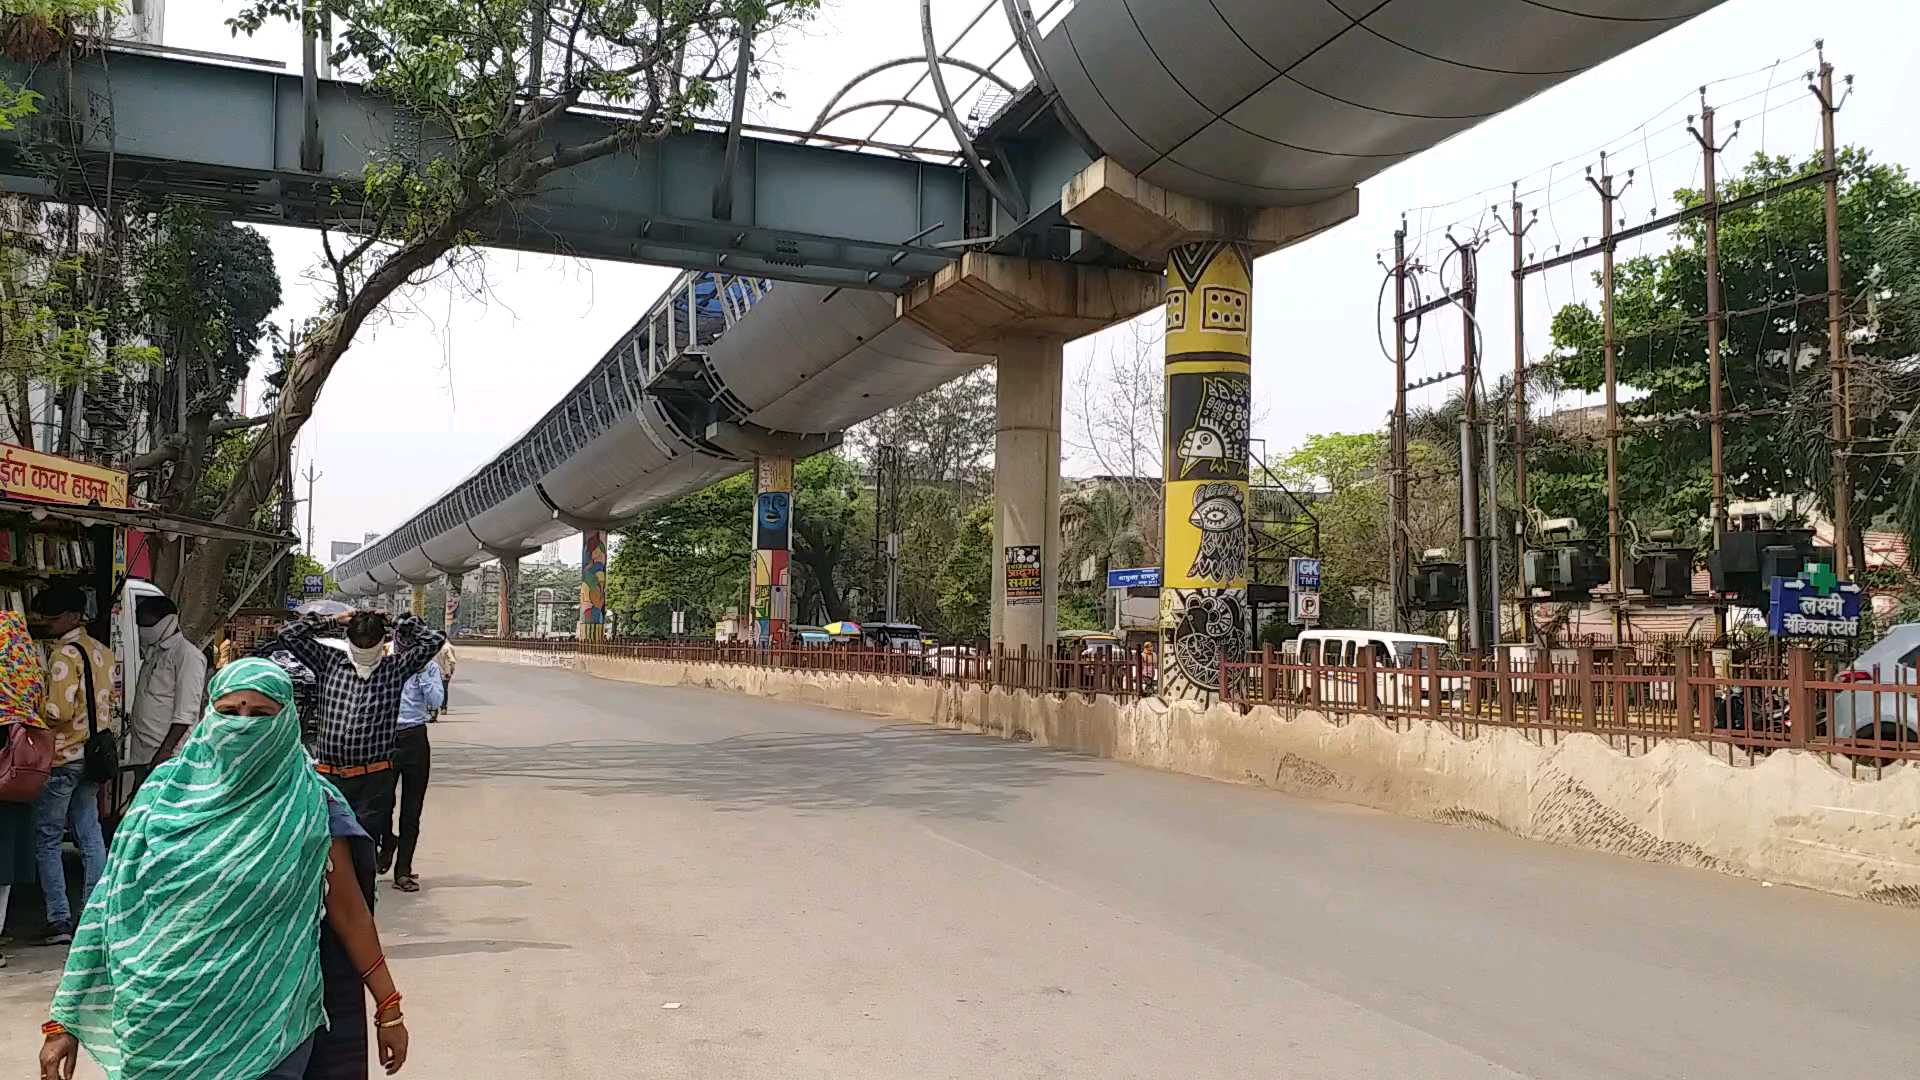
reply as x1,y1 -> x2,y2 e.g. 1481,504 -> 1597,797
0,608 -> 52,970
26,584 -> 116,947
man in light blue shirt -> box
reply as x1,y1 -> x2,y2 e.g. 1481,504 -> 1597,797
380,660 -> 441,892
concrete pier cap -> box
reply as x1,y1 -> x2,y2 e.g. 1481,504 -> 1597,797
899,253 -> 1159,659
898,252 -> 1162,352
1062,157 -> 1360,264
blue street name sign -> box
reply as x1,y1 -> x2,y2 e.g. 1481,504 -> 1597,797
1106,566 -> 1163,589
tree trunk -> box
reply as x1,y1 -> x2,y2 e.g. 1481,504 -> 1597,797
793,547 -> 847,623
174,212 -> 474,642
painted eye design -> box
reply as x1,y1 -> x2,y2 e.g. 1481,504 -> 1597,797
1190,494 -> 1244,532
1178,429 -> 1224,458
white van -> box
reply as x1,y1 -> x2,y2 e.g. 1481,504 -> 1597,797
114,578 -> 168,715
1282,629 -> 1453,707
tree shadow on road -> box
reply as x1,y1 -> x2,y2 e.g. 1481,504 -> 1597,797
432,724 -> 1102,821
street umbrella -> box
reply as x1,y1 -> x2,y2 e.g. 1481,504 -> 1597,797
295,599 -> 353,617
821,621 -> 861,637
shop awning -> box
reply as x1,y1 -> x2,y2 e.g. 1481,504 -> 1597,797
0,495 -> 297,547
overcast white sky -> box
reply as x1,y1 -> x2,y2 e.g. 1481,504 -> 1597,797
156,0 -> 1920,569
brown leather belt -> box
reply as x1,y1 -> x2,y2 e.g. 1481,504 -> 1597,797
315,760 -> 392,778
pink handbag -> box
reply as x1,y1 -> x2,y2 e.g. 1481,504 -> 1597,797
0,721 -> 53,803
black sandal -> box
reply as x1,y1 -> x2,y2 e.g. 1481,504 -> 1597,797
394,874 -> 421,892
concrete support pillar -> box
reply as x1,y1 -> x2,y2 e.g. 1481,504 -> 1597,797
898,252 -> 1163,662
1057,159 -> 1353,703
497,556 -> 519,639
751,457 -> 794,647
989,335 -> 1064,656
1159,241 -> 1255,701
410,583 -> 426,618
578,529 -> 607,642
443,571 -> 463,635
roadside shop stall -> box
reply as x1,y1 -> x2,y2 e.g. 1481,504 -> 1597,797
0,444 -> 297,809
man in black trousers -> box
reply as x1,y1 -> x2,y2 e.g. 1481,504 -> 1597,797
273,609 -> 446,843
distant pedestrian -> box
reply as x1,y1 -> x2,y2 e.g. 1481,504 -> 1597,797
28,584 -> 115,947
433,641 -> 456,717
381,661 -> 441,893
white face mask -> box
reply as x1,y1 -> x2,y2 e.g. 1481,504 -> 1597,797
137,614 -> 175,648
348,641 -> 386,679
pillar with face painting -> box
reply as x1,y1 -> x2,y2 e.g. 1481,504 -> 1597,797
750,457 -> 794,647
578,530 -> 607,643
1160,242 -> 1253,702
443,571 -> 463,636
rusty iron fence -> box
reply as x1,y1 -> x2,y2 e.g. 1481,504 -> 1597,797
1223,644 -> 1920,775
452,637 -> 1159,698
455,637 -> 1919,774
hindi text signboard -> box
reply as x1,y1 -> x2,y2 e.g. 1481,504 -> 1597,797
1767,565 -> 1862,638
1106,566 -> 1162,589
0,444 -> 127,508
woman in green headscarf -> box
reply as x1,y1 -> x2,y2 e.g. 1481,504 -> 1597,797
38,658 -> 412,1080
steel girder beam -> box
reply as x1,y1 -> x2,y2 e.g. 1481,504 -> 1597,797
0,49 -> 976,291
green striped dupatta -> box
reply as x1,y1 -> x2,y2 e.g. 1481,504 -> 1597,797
52,658 -> 334,1079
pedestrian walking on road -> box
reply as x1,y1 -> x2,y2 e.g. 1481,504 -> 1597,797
432,641 -> 455,717
273,610 -> 446,842
0,610 -> 47,972
381,660 -> 441,893
26,585 -> 115,947
38,659 -> 411,1080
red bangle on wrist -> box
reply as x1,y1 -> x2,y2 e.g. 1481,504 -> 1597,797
42,1020 -> 67,1037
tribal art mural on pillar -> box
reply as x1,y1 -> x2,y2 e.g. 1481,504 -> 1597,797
1161,589 -> 1248,698
1161,240 -> 1254,703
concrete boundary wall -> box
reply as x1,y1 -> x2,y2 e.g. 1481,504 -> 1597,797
468,647 -> 1920,906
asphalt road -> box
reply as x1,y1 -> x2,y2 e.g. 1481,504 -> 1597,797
6,659 -> 1918,1078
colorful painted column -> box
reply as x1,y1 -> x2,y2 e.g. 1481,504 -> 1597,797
578,530 -> 607,642
1160,242 -> 1254,701
410,583 -> 427,618
751,457 -> 793,647
497,556 -> 519,639
443,571 -> 463,635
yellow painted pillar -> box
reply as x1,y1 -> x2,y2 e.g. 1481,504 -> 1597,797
410,583 -> 427,617
1160,242 -> 1253,701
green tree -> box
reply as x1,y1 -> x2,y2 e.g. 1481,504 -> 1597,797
125,209 -> 282,593
1547,148 -> 1920,561
934,505 -> 991,641
171,0 -> 819,639
608,452 -> 871,634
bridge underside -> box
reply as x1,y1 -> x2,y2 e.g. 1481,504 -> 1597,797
0,49 -> 984,291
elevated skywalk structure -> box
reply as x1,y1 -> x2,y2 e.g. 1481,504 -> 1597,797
329,270 -> 990,596
0,2 -> 1727,656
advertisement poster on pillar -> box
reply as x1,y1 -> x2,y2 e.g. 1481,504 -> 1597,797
755,491 -> 791,550
1004,544 -> 1042,606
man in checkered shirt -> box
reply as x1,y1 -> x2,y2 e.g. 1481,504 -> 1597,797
276,609 -> 446,841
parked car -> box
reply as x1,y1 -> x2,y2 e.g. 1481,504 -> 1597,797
1282,629 -> 1456,706
924,644 -> 978,677
1829,623 -> 1920,744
